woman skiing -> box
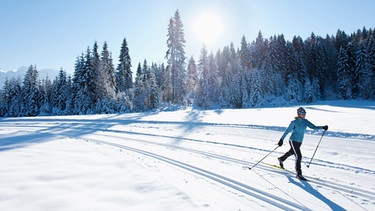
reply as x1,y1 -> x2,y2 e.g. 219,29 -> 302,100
277,107 -> 328,180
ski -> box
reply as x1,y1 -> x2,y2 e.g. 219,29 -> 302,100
244,163 -> 320,182
264,163 -> 316,182
265,163 -> 294,173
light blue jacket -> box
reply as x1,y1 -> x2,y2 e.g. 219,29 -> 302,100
281,117 -> 322,142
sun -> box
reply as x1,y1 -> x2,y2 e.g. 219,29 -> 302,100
193,13 -> 223,46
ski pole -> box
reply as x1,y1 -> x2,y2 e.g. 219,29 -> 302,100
249,145 -> 279,170
306,130 -> 326,168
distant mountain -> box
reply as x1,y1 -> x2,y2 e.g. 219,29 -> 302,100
0,66 -> 60,87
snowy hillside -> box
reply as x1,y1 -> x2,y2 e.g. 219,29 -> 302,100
0,101 -> 374,210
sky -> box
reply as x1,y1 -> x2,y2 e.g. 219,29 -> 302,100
0,0 -> 374,74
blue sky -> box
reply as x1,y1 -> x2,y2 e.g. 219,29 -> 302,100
0,0 -> 374,74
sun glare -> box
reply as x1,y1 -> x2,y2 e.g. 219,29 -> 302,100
193,13 -> 223,46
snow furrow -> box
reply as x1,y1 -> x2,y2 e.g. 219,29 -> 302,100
71,128 -> 375,205
81,137 -> 309,210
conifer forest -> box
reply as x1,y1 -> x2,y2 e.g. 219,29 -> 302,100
1,10 -> 374,117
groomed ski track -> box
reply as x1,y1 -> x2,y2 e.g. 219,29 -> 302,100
2,116 -> 374,210
67,120 -> 375,210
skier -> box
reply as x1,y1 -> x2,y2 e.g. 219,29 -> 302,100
277,107 -> 328,180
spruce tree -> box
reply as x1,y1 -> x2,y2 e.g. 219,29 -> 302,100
116,37 -> 132,92
337,47 -> 352,99
100,42 -> 116,100
2,77 -> 22,117
240,36 -> 251,71
355,42 -> 371,99
133,62 -> 145,111
22,65 -> 43,116
195,47 -> 209,108
186,57 -> 198,104
165,10 -> 186,104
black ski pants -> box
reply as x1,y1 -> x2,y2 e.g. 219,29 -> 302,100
279,140 -> 303,175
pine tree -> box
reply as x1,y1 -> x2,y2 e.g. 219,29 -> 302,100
22,65 -> 43,116
195,47 -> 210,108
195,47 -> 220,108
85,47 -> 97,113
40,76 -> 53,115
252,31 -> 267,69
72,48 -> 97,114
186,57 -> 198,104
337,47 -> 352,99
2,77 -> 22,117
116,37 -> 132,92
133,62 -> 145,111
285,39 -> 306,102
165,10 -> 186,104
92,41 -> 101,99
240,36 -> 251,71
0,79 -> 9,116
144,62 -> 159,110
72,54 -> 85,114
229,64 -> 243,108
345,42 -> 356,97
52,68 -> 70,114
355,42 -> 371,99
367,35 -> 375,99
207,53 -> 219,106
262,36 -> 282,99
249,70 -> 264,106
99,41 -> 116,100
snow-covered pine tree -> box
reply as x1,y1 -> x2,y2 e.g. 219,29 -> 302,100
208,53 -> 219,106
345,42 -> 356,98
152,63 -> 164,90
72,48 -> 96,114
92,42 -> 101,99
133,62 -> 146,111
72,54 -> 83,114
100,42 -> 116,100
305,33 -> 326,99
355,41 -> 371,99
230,65 -> 244,108
144,62 -> 159,110
337,47 -> 352,99
186,57 -> 198,104
249,70 -> 264,107
252,31 -> 267,69
195,46 -> 210,108
335,29 -> 349,52
116,37 -> 132,92
39,76 -> 53,115
367,35 -> 375,99
22,65 -> 43,116
52,68 -> 70,114
165,10 -> 186,104
262,36 -> 283,101
240,36 -> 252,71
2,77 -> 22,117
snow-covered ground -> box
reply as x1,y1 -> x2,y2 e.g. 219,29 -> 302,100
0,100 -> 374,210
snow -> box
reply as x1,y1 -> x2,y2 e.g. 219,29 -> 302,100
0,101 -> 374,210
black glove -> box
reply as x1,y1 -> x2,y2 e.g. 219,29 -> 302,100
278,138 -> 283,146
322,125 -> 328,130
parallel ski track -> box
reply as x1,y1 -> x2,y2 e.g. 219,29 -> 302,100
263,163 -> 375,202
78,136 -> 307,211
100,126 -> 375,176
75,132 -> 375,207
3,120 -> 375,205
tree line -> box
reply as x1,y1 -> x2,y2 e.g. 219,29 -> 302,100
1,10 -> 374,117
